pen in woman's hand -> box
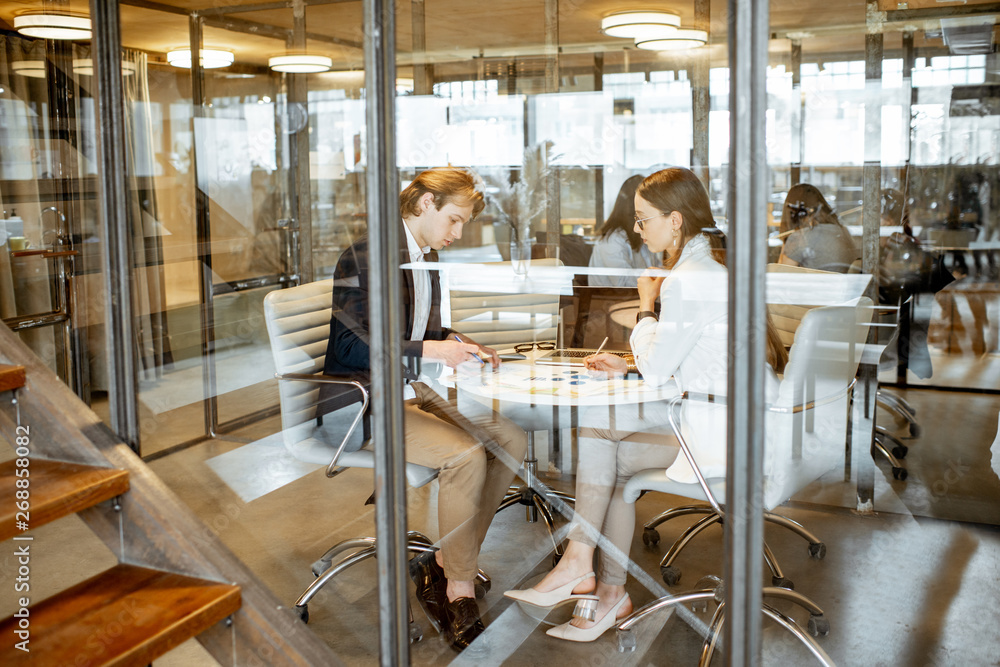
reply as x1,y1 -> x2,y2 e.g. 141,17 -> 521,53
593,336 -> 609,357
584,336 -> 610,370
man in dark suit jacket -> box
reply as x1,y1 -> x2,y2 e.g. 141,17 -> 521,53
323,168 -> 527,652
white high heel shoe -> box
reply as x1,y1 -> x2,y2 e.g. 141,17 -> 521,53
545,593 -> 630,642
503,572 -> 598,608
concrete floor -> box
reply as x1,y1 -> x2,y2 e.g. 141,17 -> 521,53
141,385 -> 1000,664
140,404 -> 1000,667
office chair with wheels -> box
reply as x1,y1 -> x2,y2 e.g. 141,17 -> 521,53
614,299 -> 873,664
263,280 -> 489,638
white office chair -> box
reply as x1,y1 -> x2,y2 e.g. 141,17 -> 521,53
263,279 -> 486,637
615,298 -> 873,665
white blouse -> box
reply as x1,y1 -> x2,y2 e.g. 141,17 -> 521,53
630,234 -> 778,483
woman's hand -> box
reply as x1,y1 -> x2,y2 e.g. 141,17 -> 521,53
584,352 -> 628,376
637,267 -> 666,309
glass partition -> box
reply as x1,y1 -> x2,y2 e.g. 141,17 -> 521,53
3,0 -> 999,664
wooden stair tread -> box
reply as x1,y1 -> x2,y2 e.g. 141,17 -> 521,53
0,364 -> 26,393
0,563 -> 240,666
0,459 -> 129,541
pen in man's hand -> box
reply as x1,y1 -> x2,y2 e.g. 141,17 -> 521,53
455,334 -> 485,364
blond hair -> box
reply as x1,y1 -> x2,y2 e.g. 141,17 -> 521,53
399,167 -> 485,220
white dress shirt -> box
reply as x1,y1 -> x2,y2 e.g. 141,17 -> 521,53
402,221 -> 431,341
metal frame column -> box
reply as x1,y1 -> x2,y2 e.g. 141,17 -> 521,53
90,0 -> 140,452
725,0 -> 768,662
288,0 -> 314,284
790,39 -> 803,186
412,0 -> 433,95
544,0 -> 561,250
692,0 -> 711,185
364,0 -> 409,663
855,0 -> 885,512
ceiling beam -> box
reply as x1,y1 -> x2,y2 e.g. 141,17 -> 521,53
886,3 -> 1000,22
197,0 -> 356,17
119,0 -> 362,50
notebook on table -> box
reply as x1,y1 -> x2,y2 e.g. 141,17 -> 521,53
534,348 -> 637,373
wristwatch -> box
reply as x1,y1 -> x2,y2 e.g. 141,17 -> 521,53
636,310 -> 657,324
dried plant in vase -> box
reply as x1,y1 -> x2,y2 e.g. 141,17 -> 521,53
482,141 -> 558,265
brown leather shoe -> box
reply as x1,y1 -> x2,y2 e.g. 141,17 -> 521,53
408,551 -> 449,633
445,596 -> 485,652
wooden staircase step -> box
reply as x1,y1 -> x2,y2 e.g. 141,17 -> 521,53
0,563 -> 241,666
0,364 -> 26,393
0,459 -> 129,541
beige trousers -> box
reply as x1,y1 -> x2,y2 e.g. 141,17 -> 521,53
403,382 -> 528,582
568,402 -> 679,586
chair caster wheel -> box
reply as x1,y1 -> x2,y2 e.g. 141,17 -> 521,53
771,576 -> 794,590
808,542 -> 827,560
892,444 -> 908,459
475,583 -> 489,600
909,423 -> 921,438
409,621 -> 423,643
616,629 -> 637,653
311,559 -> 332,578
296,605 -> 309,624
808,614 -> 830,637
642,528 -> 660,547
661,565 -> 681,586
892,466 -> 908,481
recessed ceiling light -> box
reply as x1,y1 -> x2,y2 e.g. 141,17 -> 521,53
12,61 -> 47,78
601,11 -> 680,41
268,55 -> 333,73
14,13 -> 92,41
167,48 -> 235,69
636,29 -> 709,51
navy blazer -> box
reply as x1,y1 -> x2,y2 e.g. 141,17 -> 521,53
323,233 -> 453,382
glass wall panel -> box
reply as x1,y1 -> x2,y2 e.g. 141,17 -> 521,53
4,0 -> 999,664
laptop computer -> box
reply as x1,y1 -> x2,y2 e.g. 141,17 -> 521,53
534,348 -> 637,372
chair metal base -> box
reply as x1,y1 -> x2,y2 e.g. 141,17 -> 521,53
496,432 -> 575,559
293,530 -> 491,639
642,504 -> 826,588
876,389 -> 920,437
615,581 -> 833,666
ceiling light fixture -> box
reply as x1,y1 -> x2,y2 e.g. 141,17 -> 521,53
12,61 -> 47,78
601,11 -> 680,41
167,48 -> 235,69
268,55 -> 332,73
73,59 -> 138,77
14,12 -> 92,41
636,28 -> 709,52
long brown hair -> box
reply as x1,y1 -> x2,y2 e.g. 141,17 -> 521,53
637,168 -> 725,269
598,174 -> 646,252
637,168 -> 787,373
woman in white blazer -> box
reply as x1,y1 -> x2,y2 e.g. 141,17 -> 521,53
505,167 -> 785,642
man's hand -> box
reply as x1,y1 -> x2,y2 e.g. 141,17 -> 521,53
584,352 -> 628,377
423,339 -> 494,368
450,333 -> 500,369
